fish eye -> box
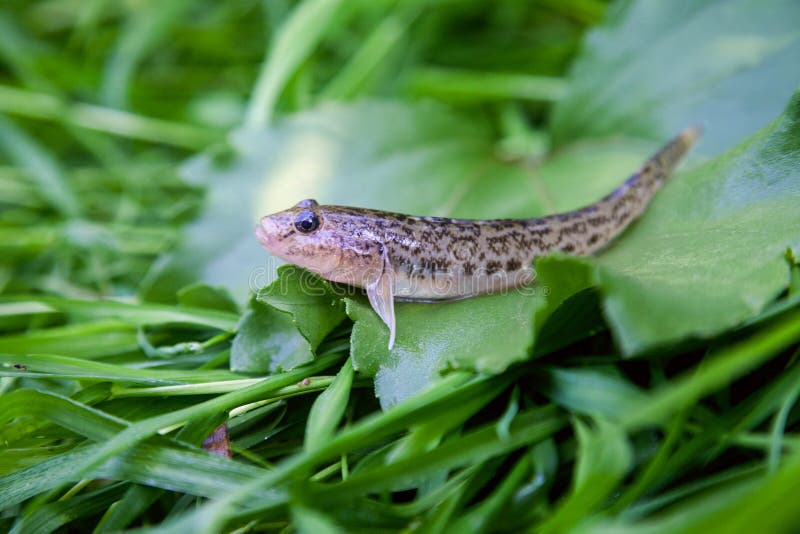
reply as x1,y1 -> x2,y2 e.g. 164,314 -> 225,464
294,210 -> 320,233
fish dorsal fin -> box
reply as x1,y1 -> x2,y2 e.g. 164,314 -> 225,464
366,243 -> 396,349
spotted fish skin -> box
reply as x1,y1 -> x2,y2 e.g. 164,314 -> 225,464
255,126 -> 700,346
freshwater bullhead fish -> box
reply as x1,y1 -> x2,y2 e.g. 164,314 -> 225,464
256,127 -> 700,349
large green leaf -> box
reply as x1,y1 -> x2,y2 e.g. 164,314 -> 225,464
529,89 -> 800,356
347,292 -> 542,408
536,0 -> 800,352
551,0 -> 800,155
587,92 -> 800,354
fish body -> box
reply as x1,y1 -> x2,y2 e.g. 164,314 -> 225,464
256,127 -> 701,348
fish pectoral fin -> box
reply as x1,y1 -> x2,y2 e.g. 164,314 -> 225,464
366,244 -> 396,350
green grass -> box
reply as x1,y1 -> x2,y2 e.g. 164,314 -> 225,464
1,1 -> 800,532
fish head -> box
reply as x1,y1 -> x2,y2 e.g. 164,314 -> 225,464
255,198 -> 348,277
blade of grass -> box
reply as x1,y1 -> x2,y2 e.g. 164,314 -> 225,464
100,0 -> 194,109
0,321 -> 138,358
416,460 -> 504,534
609,408 -> 689,513
0,222 -> 178,257
1,440 -> 285,509
735,432 -> 800,451
291,498 -> 347,534
64,353 -> 343,484
112,376 -> 336,398
93,484 -> 162,533
0,114 -> 79,217
621,310 -> 800,431
0,353 -> 242,385
539,417 -> 632,533
246,0 -> 343,127
160,372 -> 497,531
305,358 -> 353,452
0,13 -> 51,90
388,375 -> 510,465
623,359 -> 800,505
0,389 -> 120,444
0,387 -> 291,507
0,86 -> 221,150
622,463 -> 764,521
10,483 -> 128,534
449,454 -> 532,534
609,452 -> 800,533
318,6 -> 415,100
768,377 -> 800,474
282,406 -> 562,500
0,296 -> 239,331
406,68 -> 567,103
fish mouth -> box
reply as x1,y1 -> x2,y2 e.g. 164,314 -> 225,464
255,217 -> 278,250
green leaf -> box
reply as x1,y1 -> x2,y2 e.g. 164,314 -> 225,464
590,92 -> 800,354
230,300 -> 314,373
346,291 -> 542,407
258,265 -> 347,349
230,261 -> 346,374
533,255 -> 600,354
551,0 -> 800,154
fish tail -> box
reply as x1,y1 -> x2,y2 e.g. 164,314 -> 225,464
649,125 -> 702,181
610,125 -> 701,200
588,125 -> 702,251
539,126 -> 702,256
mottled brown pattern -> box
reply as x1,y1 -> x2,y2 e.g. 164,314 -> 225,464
256,127 -> 700,301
